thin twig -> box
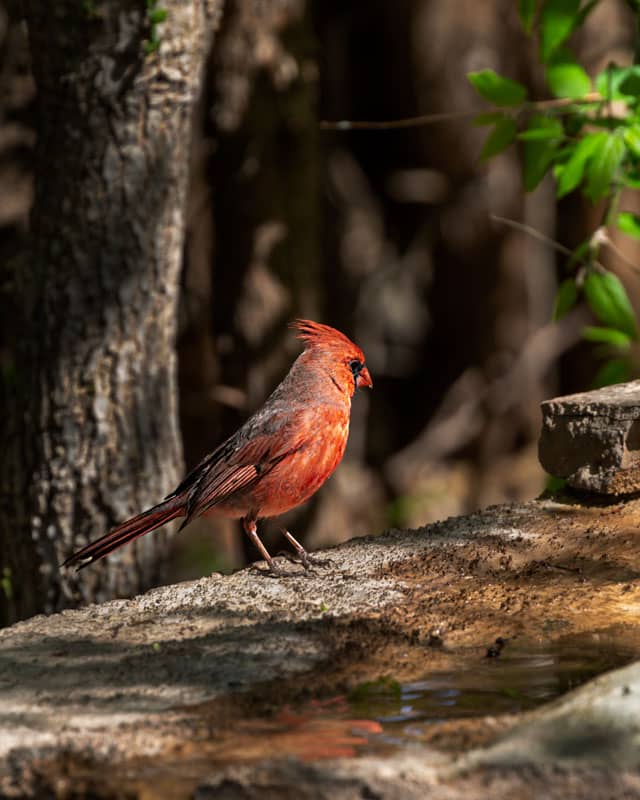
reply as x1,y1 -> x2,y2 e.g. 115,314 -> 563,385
489,214 -> 574,258
320,109 -> 475,130
600,231 -> 640,274
492,214 -> 640,275
320,93 -> 603,131
492,214 -> 622,276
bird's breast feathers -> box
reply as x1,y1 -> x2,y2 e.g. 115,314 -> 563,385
216,404 -> 350,519
262,405 -> 350,514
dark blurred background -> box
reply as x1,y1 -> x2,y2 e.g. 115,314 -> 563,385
1,0 -> 638,579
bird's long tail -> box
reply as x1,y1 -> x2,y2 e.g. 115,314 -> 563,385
62,496 -> 184,570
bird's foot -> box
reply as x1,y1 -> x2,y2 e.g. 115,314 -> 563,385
276,548 -> 331,571
303,554 -> 332,569
249,560 -> 301,578
279,528 -> 330,571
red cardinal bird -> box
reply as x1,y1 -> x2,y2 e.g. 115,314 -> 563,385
63,320 -> 372,575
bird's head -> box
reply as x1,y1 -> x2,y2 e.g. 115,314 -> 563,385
292,319 -> 373,396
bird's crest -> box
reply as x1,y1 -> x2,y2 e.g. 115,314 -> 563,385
292,319 -> 361,356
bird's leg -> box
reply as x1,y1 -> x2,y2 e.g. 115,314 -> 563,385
243,517 -> 282,576
279,528 -> 330,570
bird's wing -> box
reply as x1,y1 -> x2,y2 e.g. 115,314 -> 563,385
179,431 -> 303,526
167,393 -> 294,501
167,435 -> 240,500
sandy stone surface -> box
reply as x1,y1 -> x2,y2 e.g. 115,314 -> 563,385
3,494 -> 640,797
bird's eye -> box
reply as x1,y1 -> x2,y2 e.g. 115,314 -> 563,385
349,359 -> 363,376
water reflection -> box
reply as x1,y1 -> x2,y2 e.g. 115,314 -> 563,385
348,638 -> 632,748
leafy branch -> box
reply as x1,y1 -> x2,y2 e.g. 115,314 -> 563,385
320,0 -> 639,387
469,0 -> 639,386
319,92 -> 602,131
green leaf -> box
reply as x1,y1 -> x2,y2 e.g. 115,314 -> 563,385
545,474 -> 567,494
624,126 -> 640,158
473,112 -> 506,126
592,358 -> 631,388
567,239 -> 593,268
523,139 -> 558,190
468,69 -> 528,106
583,270 -> 638,338
148,7 -> 167,23
556,131 -> 607,197
518,118 -> 564,140
480,117 -> 517,160
540,0 -> 581,62
553,278 -> 579,320
581,325 -> 631,348
595,65 -> 640,100
617,211 -> 640,239
522,114 -> 563,190
624,173 -> 640,189
564,112 -> 588,138
520,0 -> 537,33
620,73 -> 640,97
546,49 -> 591,98
584,133 -> 625,201
518,129 -> 562,140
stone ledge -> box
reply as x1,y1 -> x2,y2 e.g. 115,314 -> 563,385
539,380 -> 640,494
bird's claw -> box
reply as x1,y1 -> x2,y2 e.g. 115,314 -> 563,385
299,553 -> 331,570
276,549 -> 330,571
249,560 -> 300,579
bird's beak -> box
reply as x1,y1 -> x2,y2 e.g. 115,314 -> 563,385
356,366 -> 373,389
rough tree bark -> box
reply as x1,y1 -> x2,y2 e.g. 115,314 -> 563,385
0,0 -> 221,625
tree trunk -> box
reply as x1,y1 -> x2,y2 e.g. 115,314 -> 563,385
0,0 -> 221,625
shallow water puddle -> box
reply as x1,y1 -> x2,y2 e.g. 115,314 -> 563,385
188,634 -> 635,762
41,635 -> 637,797
348,636 -> 633,751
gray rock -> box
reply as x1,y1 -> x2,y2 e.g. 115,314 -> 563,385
539,380 -> 640,494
